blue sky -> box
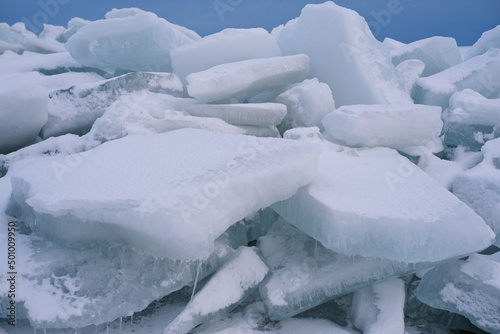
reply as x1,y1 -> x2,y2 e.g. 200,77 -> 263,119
1,0 -> 499,45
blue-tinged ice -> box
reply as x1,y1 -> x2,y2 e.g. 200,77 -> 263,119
464,25 -> 500,60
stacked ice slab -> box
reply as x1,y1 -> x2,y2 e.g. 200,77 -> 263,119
1,1 -> 500,333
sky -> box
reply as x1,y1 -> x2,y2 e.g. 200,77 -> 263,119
0,0 -> 499,46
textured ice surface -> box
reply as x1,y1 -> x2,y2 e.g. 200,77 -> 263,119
271,139 -> 495,263
276,2 -> 412,106
390,36 -> 462,77
0,76 -> 49,154
186,54 -> 310,103
396,59 -> 426,95
452,138 -> 500,245
415,150 -> 464,190
65,8 -> 199,74
163,247 -> 269,334
443,89 -> 500,149
322,104 -> 443,149
383,37 -> 406,51
465,25 -> 500,60
416,254 -> 500,334
414,48 -> 500,109
0,22 -> 65,54
350,278 -> 405,334
171,28 -> 281,82
7,129 -> 321,260
0,50 -> 94,74
275,78 -> 335,133
42,71 -> 183,138
258,219 -> 430,320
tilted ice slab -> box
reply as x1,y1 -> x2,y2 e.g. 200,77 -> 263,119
7,129 -> 321,260
350,278 -> 405,334
258,219 -> 431,320
443,89 -> 500,149
321,104 -> 443,150
275,78 -> 335,133
465,25 -> 500,60
65,8 -> 199,74
416,254 -> 500,334
42,71 -> 183,138
276,1 -> 412,107
163,247 -> 269,334
390,36 -> 462,77
171,28 -> 281,82
271,139 -> 495,263
414,48 -> 500,109
396,59 -> 425,96
186,54 -> 310,103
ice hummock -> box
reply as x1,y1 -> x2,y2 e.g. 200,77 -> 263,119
65,8 -> 199,74
321,104 -> 443,150
171,28 -> 282,82
271,138 -> 495,263
465,25 -> 500,60
162,247 -> 269,334
416,254 -> 500,334
275,1 -> 412,107
186,54 -> 310,103
7,129 -> 321,260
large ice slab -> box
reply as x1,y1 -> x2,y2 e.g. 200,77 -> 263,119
65,8 -> 199,74
163,247 -> 269,334
186,54 -> 310,103
258,219 -> 429,321
414,48 -> 500,109
271,138 -> 495,263
7,129 -> 321,260
322,104 -> 443,150
443,89 -> 500,149
42,71 -> 183,138
275,78 -> 335,133
390,36 -> 462,77
416,254 -> 500,334
465,25 -> 500,60
171,28 -> 281,82
276,1 -> 412,106
350,278 -> 405,334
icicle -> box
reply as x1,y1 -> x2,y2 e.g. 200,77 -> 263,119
106,322 -> 109,334
119,316 -> 123,331
190,260 -> 202,301
131,314 -> 134,324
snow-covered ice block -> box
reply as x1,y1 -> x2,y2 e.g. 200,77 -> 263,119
65,8 -> 199,74
416,254 -> 500,334
390,36 -> 462,77
7,129 -> 321,260
414,149 -> 464,190
258,219 -> 429,320
443,89 -> 500,149
452,138 -> 500,245
0,78 -> 49,154
171,28 -> 281,82
271,139 -> 495,263
42,71 -> 183,138
414,48 -> 500,109
350,278 -> 405,334
0,50 -> 94,74
57,17 -> 90,43
276,2 -> 412,106
275,78 -> 335,133
162,247 -> 269,334
465,25 -> 500,60
396,59 -> 426,95
186,54 -> 310,103
322,104 -> 443,150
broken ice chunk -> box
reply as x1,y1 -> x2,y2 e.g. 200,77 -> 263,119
465,25 -> 500,60
416,254 -> 500,334
390,36 -> 462,77
162,247 -> 269,334
171,28 -> 281,82
276,2 -> 412,106
271,140 -> 495,263
321,104 -> 443,150
350,278 -> 405,334
186,54 -> 310,103
7,129 -> 321,260
443,89 -> 500,149
396,59 -> 425,96
414,48 -> 500,109
41,71 -> 183,138
65,8 -> 199,74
